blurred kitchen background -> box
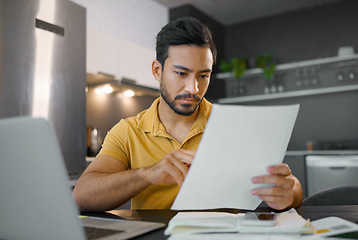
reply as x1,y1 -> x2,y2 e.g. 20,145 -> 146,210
1,0 -> 358,198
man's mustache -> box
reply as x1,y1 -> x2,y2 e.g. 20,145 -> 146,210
175,93 -> 200,100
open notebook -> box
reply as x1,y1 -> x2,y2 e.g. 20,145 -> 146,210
0,116 -> 164,240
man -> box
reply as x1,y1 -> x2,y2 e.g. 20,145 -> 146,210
73,17 -> 302,212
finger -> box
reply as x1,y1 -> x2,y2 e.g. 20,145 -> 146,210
158,164 -> 185,186
164,155 -> 190,185
162,166 -> 185,186
178,149 -> 196,156
147,150 -> 194,186
252,174 -> 295,188
267,163 -> 291,176
251,186 -> 292,196
257,194 -> 294,210
171,149 -> 196,165
148,156 -> 186,186
254,188 -> 294,210
169,155 -> 191,176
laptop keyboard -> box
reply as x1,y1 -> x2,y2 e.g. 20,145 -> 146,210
84,226 -> 124,239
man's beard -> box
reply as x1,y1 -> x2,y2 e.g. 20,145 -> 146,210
160,78 -> 202,116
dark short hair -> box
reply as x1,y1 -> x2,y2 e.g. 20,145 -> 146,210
156,17 -> 217,68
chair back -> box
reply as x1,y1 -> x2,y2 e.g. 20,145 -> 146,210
302,185 -> 358,206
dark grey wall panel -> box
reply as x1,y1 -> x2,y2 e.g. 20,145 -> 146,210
225,0 -> 358,63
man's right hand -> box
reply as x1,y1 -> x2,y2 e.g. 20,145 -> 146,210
74,149 -> 195,212
143,149 -> 195,187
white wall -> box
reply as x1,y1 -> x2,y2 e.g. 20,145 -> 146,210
71,0 -> 168,88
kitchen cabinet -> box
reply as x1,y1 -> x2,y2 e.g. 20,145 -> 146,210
284,150 -> 358,198
87,27 -> 158,89
117,37 -> 158,89
306,155 -> 358,196
87,27 -> 118,78
217,54 -> 358,104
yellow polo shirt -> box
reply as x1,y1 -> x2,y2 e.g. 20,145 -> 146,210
98,97 -> 212,209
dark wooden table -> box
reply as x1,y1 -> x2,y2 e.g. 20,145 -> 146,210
84,205 -> 358,240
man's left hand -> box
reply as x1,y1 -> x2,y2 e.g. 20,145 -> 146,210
250,163 -> 302,210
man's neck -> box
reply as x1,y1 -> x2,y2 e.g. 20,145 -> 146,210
157,97 -> 199,144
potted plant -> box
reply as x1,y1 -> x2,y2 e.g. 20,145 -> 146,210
219,57 -> 247,79
256,53 -> 277,94
256,53 -> 276,81
219,57 -> 247,95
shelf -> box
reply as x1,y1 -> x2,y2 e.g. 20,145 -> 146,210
217,84 -> 358,104
216,54 -> 358,79
285,150 -> 358,156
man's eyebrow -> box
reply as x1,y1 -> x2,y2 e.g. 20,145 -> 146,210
173,64 -> 212,73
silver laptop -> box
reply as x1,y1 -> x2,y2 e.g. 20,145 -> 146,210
0,116 -> 164,240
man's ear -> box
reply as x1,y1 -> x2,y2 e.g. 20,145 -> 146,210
152,60 -> 162,82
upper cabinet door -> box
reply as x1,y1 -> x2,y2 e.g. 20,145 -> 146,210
117,38 -> 158,89
86,27 -> 158,89
87,27 -> 118,77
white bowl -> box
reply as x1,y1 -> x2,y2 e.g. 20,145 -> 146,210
338,46 -> 355,57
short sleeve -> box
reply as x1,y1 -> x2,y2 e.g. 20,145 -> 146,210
98,119 -> 130,169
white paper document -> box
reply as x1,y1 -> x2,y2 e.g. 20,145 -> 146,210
311,216 -> 358,237
171,104 -> 299,210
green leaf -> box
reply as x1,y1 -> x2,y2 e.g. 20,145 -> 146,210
219,57 -> 247,79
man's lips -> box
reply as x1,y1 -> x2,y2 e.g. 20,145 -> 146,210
177,98 -> 198,104
175,93 -> 200,104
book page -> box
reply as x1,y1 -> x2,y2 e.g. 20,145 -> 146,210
171,104 -> 299,210
165,212 -> 238,235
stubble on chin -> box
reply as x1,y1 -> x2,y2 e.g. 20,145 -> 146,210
160,78 -> 202,116
160,91 -> 201,116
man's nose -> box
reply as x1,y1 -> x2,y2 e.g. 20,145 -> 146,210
184,76 -> 199,94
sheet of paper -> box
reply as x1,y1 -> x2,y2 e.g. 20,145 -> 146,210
171,104 -> 299,210
311,216 -> 358,237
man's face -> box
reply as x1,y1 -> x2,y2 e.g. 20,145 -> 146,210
158,45 -> 213,116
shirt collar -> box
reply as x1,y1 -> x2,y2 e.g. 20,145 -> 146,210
137,97 -> 212,138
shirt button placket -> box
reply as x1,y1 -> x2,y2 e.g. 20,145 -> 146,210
169,138 -> 180,150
